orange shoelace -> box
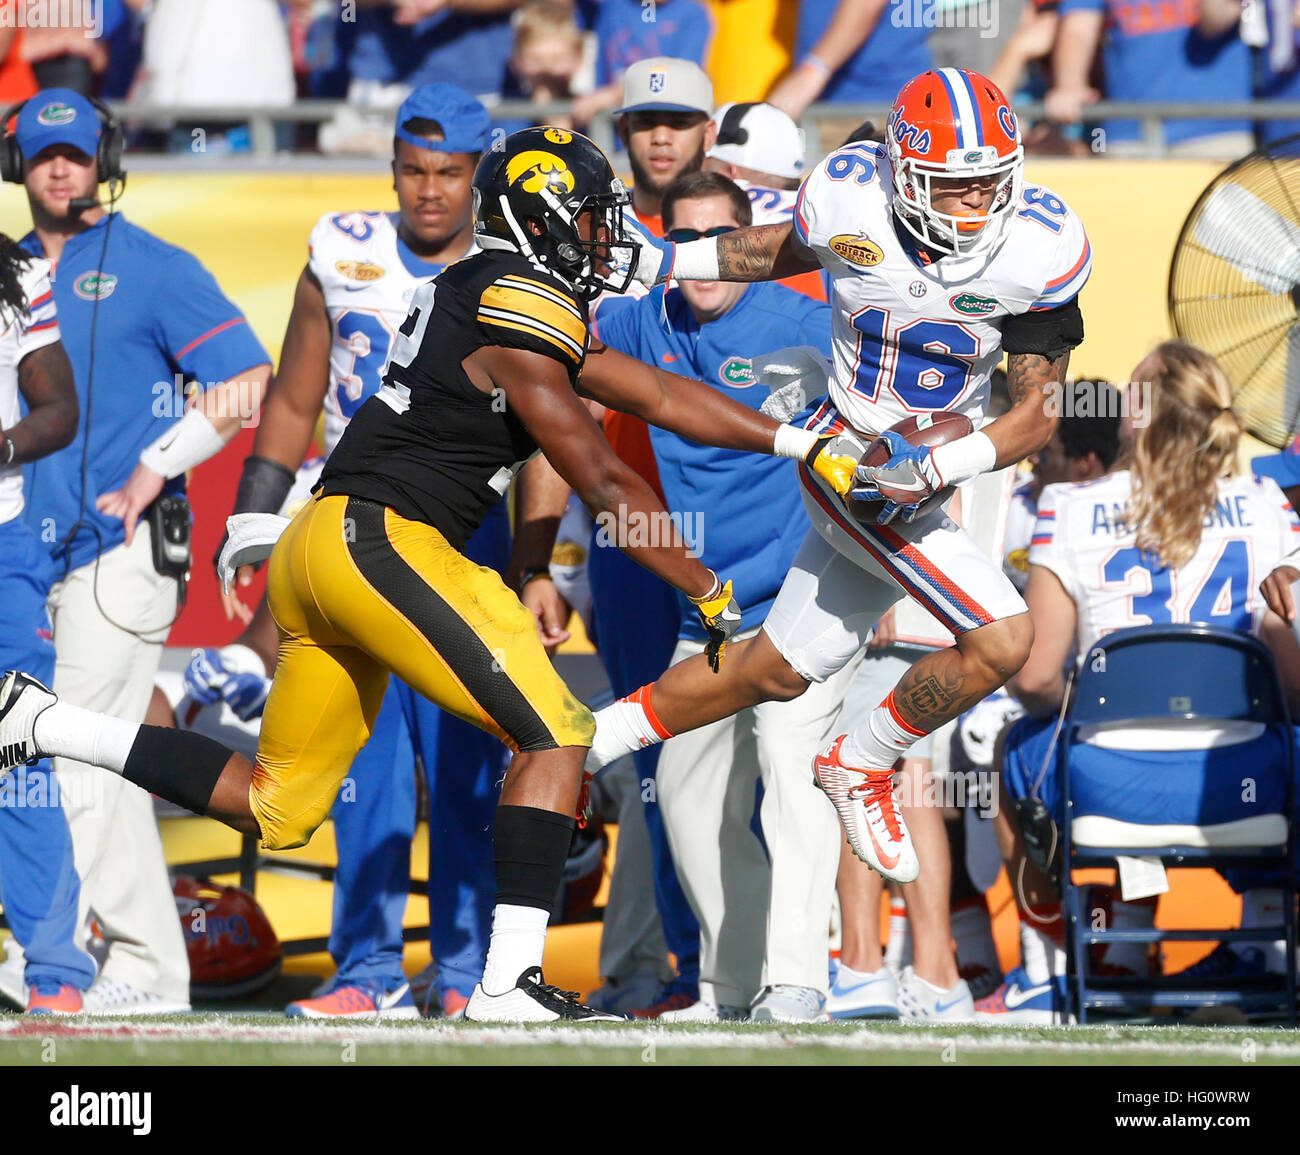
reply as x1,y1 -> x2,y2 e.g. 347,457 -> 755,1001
848,769 -> 902,840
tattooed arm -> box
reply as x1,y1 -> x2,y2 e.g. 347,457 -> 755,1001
979,349 -> 1070,467
718,222 -> 821,281
650,220 -> 822,285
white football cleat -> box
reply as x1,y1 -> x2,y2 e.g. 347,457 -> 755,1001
896,967 -> 975,1023
657,999 -> 748,1023
813,736 -> 919,883
749,985 -> 829,1023
0,671 -> 55,776
464,967 -> 626,1023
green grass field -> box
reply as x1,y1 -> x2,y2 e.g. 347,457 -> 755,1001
1,1015 -> 1297,1066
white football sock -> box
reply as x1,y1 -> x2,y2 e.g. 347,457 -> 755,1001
33,700 -> 138,773
1019,909 -> 1066,984
481,904 -> 550,996
841,691 -> 928,770
885,900 -> 911,970
586,685 -> 672,773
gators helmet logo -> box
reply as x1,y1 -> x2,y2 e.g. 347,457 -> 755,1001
505,150 -> 576,196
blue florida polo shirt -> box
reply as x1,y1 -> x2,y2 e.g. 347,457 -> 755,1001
20,213 -> 269,573
594,281 -> 832,642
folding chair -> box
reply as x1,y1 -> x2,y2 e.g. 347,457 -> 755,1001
1059,624 -> 1297,1023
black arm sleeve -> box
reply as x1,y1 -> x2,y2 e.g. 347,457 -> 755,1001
232,455 -> 296,515
212,455 -> 296,575
1001,297 -> 1084,361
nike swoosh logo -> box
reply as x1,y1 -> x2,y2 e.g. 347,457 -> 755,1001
1002,982 -> 1053,1009
834,978 -> 886,996
866,821 -> 900,871
662,353 -> 677,363
934,994 -> 968,1014
874,473 -> 928,496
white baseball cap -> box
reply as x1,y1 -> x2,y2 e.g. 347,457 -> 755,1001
615,56 -> 713,117
707,101 -> 806,180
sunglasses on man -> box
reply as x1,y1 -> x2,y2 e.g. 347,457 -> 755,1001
663,224 -> 738,244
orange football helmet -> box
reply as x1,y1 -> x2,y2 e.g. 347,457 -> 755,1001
885,68 -> 1023,256
174,876 -> 282,1001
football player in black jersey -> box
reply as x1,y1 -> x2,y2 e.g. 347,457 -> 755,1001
0,128 -> 857,1023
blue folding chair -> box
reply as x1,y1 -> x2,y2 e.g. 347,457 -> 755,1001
1059,624 -> 1297,1023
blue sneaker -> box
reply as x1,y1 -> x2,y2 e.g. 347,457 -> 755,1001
827,962 -> 899,1020
1172,944 -> 1269,979
973,966 -> 1072,1025
285,976 -> 418,1020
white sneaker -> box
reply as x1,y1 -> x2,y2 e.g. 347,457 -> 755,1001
658,999 -> 748,1023
827,963 -> 899,1020
0,671 -> 55,775
82,977 -> 191,1017
750,985 -> 829,1023
813,736 -> 919,884
464,967 -> 625,1023
896,967 -> 975,1023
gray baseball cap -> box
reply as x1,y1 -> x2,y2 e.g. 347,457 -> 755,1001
615,57 -> 713,117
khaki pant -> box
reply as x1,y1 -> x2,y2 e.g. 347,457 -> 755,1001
48,523 -> 189,1004
655,635 -> 863,1007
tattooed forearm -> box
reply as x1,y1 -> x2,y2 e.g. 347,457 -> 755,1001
715,224 -> 790,281
1005,351 -> 1066,407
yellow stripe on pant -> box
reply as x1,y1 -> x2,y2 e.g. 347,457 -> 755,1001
251,494 -> 595,850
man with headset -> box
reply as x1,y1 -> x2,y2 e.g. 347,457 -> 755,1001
1,89 -> 272,1014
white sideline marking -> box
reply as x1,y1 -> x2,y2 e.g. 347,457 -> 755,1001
0,1018 -> 1295,1059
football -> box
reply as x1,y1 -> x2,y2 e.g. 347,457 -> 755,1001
849,411 -> 974,522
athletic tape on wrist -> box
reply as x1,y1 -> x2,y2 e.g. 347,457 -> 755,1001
772,423 -> 818,461
669,236 -> 721,282
929,430 -> 997,488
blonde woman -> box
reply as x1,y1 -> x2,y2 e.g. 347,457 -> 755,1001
975,342 -> 1300,1023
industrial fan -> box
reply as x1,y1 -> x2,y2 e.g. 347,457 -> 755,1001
1169,134 -> 1300,449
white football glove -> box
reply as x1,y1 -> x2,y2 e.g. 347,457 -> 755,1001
218,512 -> 291,593
753,345 -> 832,421
623,216 -> 668,288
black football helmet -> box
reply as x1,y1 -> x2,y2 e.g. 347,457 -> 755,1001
473,126 -> 639,300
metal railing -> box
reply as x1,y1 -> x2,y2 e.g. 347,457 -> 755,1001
104,99 -> 1300,169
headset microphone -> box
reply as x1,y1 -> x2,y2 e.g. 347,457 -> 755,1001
68,196 -> 99,214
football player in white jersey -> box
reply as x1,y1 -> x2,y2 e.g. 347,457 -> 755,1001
977,342 -> 1300,1022
585,67 -> 1091,888
0,239 -> 86,1013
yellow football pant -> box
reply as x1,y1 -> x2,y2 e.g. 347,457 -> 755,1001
250,495 -> 595,850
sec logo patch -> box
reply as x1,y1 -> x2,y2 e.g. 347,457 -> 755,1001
829,234 -> 884,267
336,260 -> 386,282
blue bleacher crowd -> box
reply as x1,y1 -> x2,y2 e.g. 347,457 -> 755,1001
1,0 -> 1300,155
